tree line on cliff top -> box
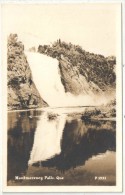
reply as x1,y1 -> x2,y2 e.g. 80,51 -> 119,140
38,39 -> 116,91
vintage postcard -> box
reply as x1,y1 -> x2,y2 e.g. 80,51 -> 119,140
2,2 -> 122,192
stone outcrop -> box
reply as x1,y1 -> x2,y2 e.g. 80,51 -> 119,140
58,56 -> 101,95
38,40 -> 116,95
7,34 -> 47,110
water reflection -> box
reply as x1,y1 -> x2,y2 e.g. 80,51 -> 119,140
7,108 -> 116,186
7,110 -> 42,181
40,119 -> 116,171
28,113 -> 66,164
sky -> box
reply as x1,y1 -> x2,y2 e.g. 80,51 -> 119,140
2,3 -> 121,56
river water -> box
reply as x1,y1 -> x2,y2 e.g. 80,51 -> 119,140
7,107 -> 116,186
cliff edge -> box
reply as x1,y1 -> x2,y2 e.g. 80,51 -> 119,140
7,34 -> 48,110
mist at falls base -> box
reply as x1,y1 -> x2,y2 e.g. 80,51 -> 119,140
25,51 -> 112,108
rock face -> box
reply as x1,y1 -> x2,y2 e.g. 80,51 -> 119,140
7,34 -> 47,110
7,36 -> 116,110
58,56 -> 101,95
38,40 -> 116,95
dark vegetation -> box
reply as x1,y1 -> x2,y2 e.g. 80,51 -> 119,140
82,99 -> 116,119
7,34 -> 47,110
38,39 -> 116,91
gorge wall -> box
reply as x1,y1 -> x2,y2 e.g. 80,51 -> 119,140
25,51 -> 111,107
38,40 -> 116,95
7,35 -> 116,110
7,34 -> 47,110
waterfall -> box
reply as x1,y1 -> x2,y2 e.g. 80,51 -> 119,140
25,51 -> 66,107
25,51 -> 111,107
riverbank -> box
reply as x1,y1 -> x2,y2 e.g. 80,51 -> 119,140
8,99 -> 116,122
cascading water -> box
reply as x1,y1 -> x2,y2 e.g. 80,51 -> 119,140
25,51 -> 111,107
26,52 -> 66,107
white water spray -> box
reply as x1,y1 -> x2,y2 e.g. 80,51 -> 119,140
25,51 -> 113,107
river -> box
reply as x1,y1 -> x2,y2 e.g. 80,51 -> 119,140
7,107 -> 116,186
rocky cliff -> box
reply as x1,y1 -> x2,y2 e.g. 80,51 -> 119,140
7,34 -> 47,110
7,35 -> 116,110
38,40 -> 116,95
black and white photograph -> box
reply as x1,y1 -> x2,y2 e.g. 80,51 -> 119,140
2,2 -> 122,192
